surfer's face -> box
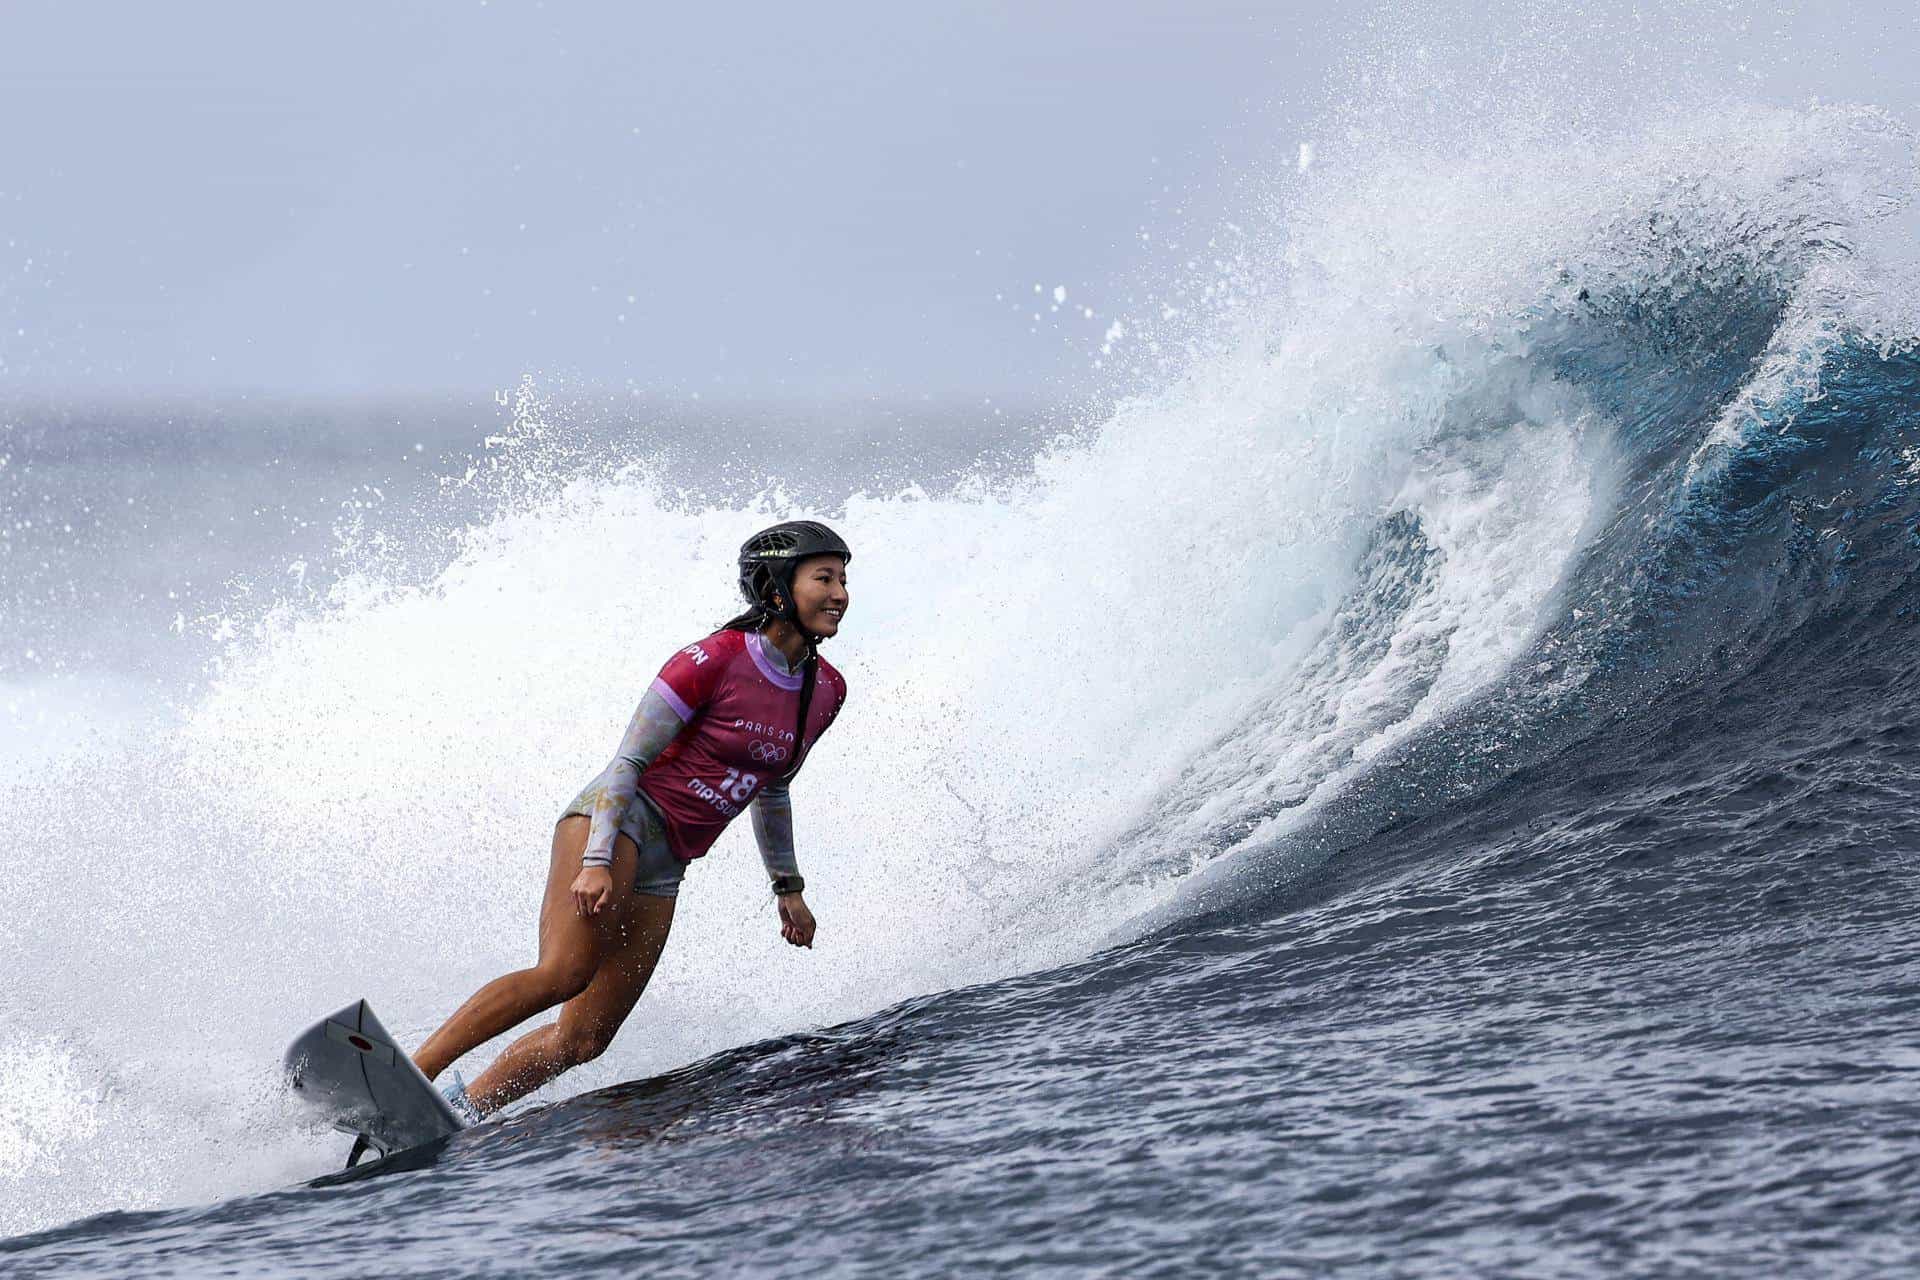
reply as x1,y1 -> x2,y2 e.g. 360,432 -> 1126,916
789,554 -> 850,638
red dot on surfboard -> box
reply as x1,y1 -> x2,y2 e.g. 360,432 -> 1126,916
347,1034 -> 373,1052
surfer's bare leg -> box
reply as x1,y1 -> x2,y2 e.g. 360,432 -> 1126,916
413,816 -> 637,1082
464,891 -> 675,1114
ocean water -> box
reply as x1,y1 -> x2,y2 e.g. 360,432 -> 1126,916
6,93 -> 1920,1277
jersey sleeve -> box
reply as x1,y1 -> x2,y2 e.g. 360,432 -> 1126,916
581,685 -> 690,867
818,661 -> 849,728
648,630 -> 738,721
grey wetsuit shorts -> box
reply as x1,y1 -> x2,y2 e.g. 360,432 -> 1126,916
559,784 -> 686,899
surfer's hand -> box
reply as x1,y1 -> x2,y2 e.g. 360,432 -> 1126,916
778,893 -> 815,949
572,865 -> 614,916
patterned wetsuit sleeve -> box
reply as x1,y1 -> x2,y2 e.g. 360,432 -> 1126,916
582,634 -> 736,868
750,782 -> 799,881
582,687 -> 686,868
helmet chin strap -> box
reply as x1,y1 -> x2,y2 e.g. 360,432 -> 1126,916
769,590 -> 822,659
766,587 -> 820,784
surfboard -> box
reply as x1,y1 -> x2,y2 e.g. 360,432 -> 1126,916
283,999 -> 466,1161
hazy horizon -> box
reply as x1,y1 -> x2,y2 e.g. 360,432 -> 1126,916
2,1 -> 1916,407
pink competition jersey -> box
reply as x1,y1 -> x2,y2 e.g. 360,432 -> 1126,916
640,629 -> 847,862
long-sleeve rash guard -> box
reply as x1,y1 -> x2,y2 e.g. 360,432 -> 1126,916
581,629 -> 846,879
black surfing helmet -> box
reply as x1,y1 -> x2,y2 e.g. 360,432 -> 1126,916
737,520 -> 852,630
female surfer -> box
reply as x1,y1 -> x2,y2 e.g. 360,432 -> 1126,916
411,520 -> 852,1120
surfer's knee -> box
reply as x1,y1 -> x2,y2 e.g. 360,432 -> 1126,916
534,957 -> 597,1004
556,1024 -> 614,1066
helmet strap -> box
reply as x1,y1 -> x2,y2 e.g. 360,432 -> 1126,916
780,650 -> 818,783
770,580 -> 826,649
761,602 -> 820,783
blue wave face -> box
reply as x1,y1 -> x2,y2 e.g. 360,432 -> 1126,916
1142,157 -> 1920,921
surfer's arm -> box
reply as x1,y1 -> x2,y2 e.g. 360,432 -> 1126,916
581,687 -> 687,868
754,783 -> 814,948
750,782 -> 799,881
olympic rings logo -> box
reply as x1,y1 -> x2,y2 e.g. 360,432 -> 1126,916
749,740 -> 791,763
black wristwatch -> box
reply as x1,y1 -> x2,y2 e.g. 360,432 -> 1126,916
771,874 -> 805,897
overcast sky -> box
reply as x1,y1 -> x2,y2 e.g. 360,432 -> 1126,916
1,1 -> 1915,402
